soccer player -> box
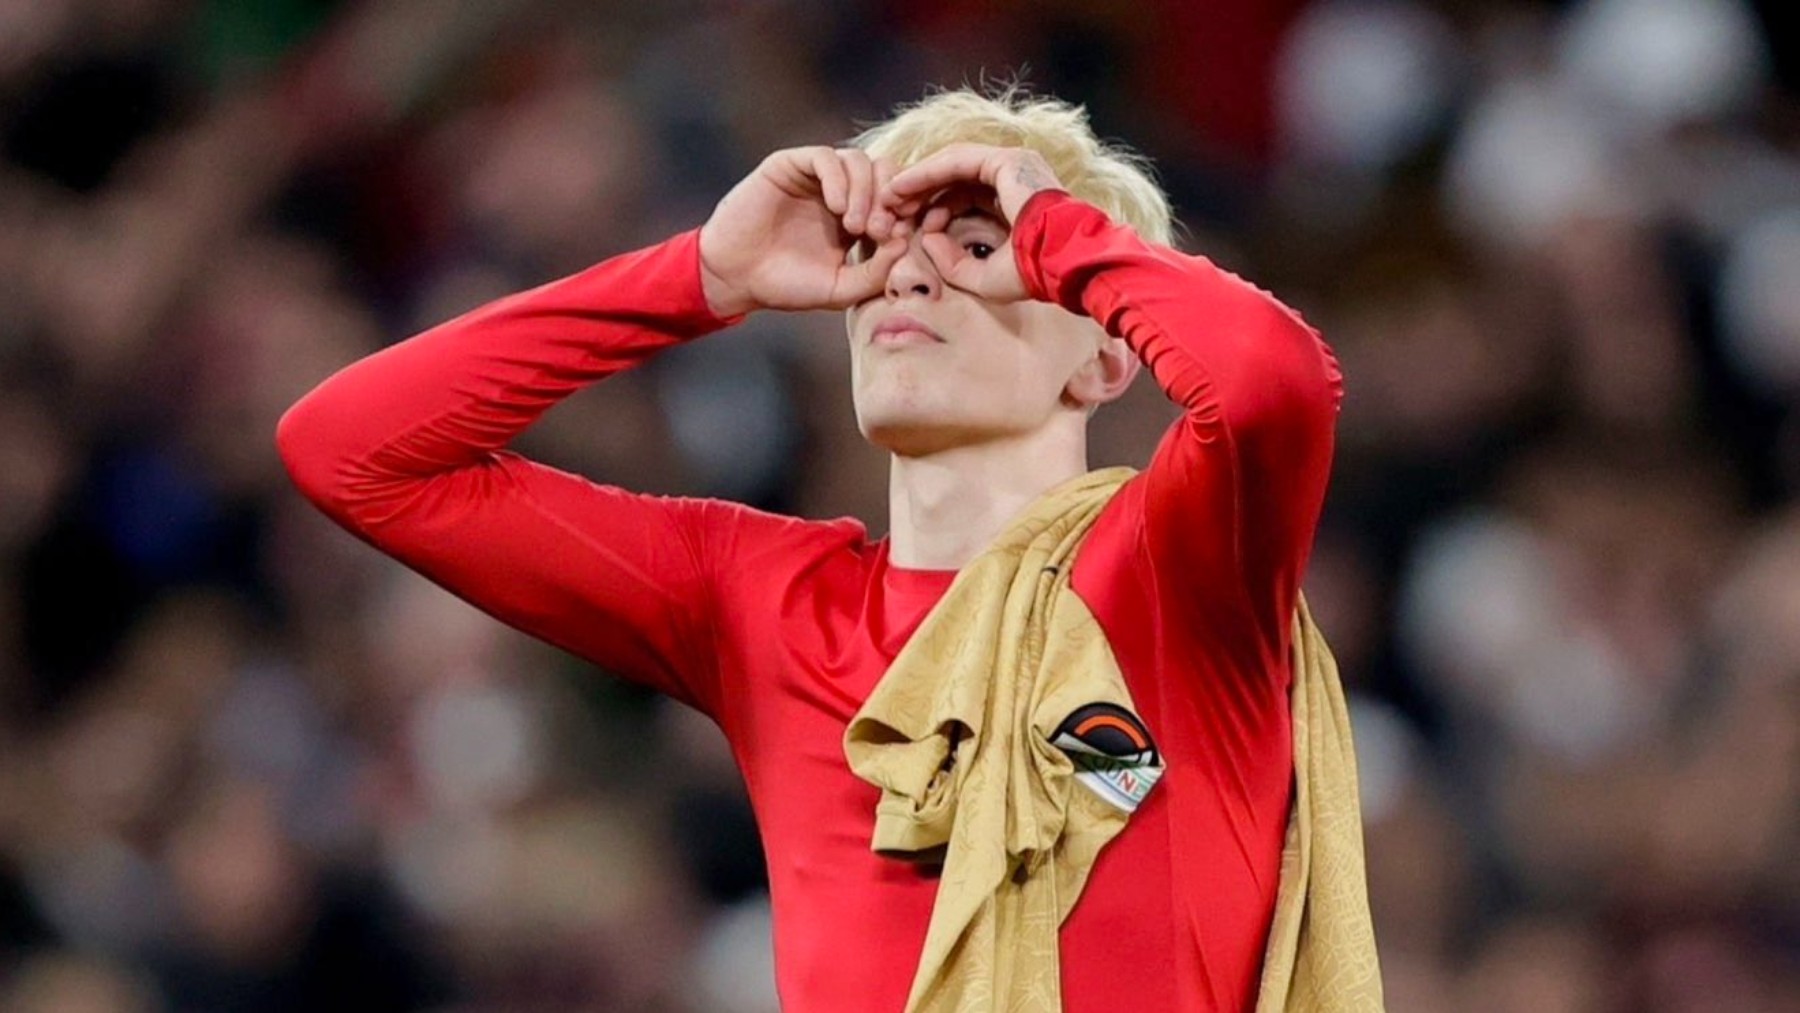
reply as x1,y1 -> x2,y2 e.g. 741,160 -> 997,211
278,88 -> 1345,1012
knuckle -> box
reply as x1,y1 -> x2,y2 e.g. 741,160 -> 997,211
839,150 -> 873,175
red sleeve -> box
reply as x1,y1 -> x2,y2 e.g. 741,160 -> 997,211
1014,190 -> 1342,668
275,228 -> 744,715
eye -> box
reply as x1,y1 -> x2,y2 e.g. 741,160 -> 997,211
965,241 -> 996,260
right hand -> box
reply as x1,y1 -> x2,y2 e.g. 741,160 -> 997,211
698,147 -> 911,317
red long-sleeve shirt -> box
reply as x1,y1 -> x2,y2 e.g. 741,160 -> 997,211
277,190 -> 1342,1012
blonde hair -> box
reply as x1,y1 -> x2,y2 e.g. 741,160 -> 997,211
852,84 -> 1174,246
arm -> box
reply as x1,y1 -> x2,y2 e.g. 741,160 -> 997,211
1014,191 -> 1342,663
883,146 -> 1340,668
276,229 -> 739,713
279,142 -> 913,715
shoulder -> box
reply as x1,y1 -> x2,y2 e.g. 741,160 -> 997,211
682,496 -> 873,573
1073,473 -> 1151,576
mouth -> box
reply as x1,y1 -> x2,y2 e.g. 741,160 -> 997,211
870,314 -> 945,347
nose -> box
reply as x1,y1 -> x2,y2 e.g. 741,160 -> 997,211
884,232 -> 940,300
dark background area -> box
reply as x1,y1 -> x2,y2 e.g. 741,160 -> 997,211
0,0 -> 1794,1010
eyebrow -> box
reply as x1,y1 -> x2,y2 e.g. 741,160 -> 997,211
949,207 -> 1006,226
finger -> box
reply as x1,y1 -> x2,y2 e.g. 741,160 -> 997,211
885,194 -> 926,220
986,246 -> 1026,302
809,147 -> 849,217
764,148 -> 818,196
866,157 -> 899,240
838,148 -> 876,235
919,205 -> 952,235
922,232 -> 1024,302
886,143 -> 996,200
835,235 -> 908,306
920,231 -> 981,292
878,175 -> 927,220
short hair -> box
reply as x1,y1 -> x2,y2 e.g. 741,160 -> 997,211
852,84 -> 1174,247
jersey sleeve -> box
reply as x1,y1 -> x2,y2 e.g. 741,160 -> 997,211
276,228 -> 744,716
1013,191 -> 1342,670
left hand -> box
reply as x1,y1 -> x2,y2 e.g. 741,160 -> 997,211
881,143 -> 1066,302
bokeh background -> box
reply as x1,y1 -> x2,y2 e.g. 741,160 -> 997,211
0,0 -> 1796,1010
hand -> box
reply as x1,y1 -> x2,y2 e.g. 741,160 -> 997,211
699,146 -> 911,317
881,144 -> 1067,303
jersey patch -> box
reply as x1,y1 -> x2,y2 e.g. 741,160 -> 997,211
1050,703 -> 1164,812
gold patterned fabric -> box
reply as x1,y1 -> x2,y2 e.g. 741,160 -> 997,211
844,466 -> 1151,1013
1255,596 -> 1386,1012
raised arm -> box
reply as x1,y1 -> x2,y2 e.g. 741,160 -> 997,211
1015,190 -> 1341,661
276,230 -> 739,712
882,143 -> 1339,667
278,145 -> 915,715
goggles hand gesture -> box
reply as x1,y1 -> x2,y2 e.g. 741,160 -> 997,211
881,144 -> 1066,303
699,147 -> 909,317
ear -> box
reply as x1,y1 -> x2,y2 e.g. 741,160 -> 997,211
1063,334 -> 1140,410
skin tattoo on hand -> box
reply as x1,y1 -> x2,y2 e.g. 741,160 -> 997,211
1014,158 -> 1053,195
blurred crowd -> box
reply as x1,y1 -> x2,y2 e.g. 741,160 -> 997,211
0,0 -> 1794,1010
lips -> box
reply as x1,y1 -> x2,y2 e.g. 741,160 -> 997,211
871,314 -> 945,346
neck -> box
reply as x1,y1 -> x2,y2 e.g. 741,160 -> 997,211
886,421 -> 1089,570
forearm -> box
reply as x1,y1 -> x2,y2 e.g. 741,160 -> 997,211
1013,190 -> 1341,435
276,228 -> 734,523
1015,191 -> 1339,646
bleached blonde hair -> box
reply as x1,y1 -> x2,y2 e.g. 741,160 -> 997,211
852,84 -> 1173,246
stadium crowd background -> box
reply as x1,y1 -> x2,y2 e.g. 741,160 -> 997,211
0,0 -> 1795,1010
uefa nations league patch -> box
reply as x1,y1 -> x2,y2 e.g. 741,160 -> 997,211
1050,703 -> 1164,813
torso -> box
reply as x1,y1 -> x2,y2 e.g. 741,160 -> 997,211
709,477 -> 1294,1013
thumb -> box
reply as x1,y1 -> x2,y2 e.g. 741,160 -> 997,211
921,232 -> 1026,302
832,235 -> 907,307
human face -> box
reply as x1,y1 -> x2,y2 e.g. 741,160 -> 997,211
844,186 -> 1104,457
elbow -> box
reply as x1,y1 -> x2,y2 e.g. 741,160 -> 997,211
1268,324 -> 1342,471
1275,335 -> 1341,451
275,384 -> 445,534
1220,312 -> 1342,439
274,391 -> 349,510
1291,320 -> 1343,422
1265,297 -> 1340,403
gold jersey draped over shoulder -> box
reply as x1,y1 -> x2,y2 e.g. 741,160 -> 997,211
1257,596 -> 1385,1012
844,467 -> 1383,1013
845,467 -> 1152,1012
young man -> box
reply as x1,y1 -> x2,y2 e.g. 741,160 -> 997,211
278,88 -> 1347,1011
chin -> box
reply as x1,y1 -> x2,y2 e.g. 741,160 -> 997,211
858,411 -> 938,457
857,400 -> 945,454
857,404 -> 1017,458
864,429 -> 962,459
